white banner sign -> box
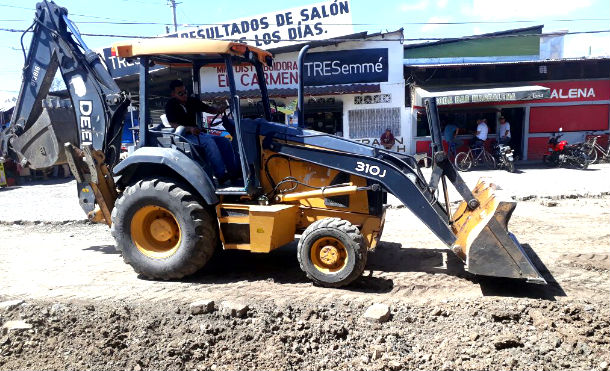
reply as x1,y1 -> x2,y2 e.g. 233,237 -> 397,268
165,0 -> 353,48
201,53 -> 299,92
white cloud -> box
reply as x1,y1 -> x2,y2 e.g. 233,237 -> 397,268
400,0 -> 430,12
436,0 -> 448,9
421,16 -> 451,33
462,0 -> 593,19
563,32 -> 610,57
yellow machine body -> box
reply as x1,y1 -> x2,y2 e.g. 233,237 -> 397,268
214,147 -> 385,254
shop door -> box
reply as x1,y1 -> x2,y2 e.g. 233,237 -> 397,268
500,107 -> 525,159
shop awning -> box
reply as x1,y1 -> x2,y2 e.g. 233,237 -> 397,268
414,85 -> 550,107
200,83 -> 381,100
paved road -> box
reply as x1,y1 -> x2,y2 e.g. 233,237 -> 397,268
1,163 -> 608,223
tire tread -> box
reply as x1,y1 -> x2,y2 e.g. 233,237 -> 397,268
297,217 -> 367,288
112,178 -> 215,280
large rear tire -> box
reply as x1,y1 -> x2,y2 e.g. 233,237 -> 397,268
297,218 -> 367,288
111,178 -> 216,280
454,152 -> 472,172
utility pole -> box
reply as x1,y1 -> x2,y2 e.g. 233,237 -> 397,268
169,0 -> 178,32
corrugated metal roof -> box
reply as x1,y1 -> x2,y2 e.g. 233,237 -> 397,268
403,25 -> 544,50
200,84 -> 380,100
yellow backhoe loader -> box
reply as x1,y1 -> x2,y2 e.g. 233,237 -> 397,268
0,1 -> 546,287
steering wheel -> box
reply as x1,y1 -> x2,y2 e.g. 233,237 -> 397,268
208,101 -> 232,129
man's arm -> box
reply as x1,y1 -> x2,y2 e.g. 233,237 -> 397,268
192,98 -> 224,114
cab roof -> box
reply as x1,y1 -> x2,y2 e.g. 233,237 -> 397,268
111,38 -> 273,67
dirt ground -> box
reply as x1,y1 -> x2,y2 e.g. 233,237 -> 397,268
1,193 -> 609,370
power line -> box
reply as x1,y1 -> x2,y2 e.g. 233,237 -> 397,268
0,27 -> 608,41
3,18 -> 610,27
0,4 -> 167,23
77,18 -> 610,26
0,5 -> 608,26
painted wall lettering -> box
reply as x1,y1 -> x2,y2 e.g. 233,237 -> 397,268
79,100 -> 93,145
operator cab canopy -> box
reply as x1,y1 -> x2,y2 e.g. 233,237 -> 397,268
111,38 -> 273,68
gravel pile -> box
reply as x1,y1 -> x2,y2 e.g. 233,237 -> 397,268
1,297 -> 608,371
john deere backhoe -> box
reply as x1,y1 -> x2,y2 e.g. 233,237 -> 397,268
0,1 -> 546,287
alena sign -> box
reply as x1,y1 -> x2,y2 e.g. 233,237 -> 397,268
550,88 -> 595,99
537,80 -> 610,103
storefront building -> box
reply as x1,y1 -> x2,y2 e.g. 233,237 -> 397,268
403,26 -> 609,160
405,59 -> 610,160
199,29 -> 408,151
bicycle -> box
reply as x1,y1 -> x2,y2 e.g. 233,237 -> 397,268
576,132 -> 610,164
454,141 -> 496,171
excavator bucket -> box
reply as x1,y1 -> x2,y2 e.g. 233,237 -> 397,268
9,106 -> 78,169
451,180 -> 546,284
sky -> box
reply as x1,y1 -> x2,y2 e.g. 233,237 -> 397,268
1,0 -> 609,103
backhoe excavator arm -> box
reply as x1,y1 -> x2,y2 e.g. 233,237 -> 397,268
0,1 -> 129,224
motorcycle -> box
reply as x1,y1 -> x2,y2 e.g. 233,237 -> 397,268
543,128 -> 589,169
492,141 -> 516,173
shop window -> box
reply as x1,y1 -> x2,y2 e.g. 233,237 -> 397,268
302,99 -> 344,135
304,111 -> 343,135
416,108 -> 498,137
348,107 -> 401,139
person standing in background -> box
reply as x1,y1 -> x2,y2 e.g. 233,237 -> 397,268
475,118 -> 489,146
380,128 -> 395,150
498,116 -> 511,145
443,122 -> 461,159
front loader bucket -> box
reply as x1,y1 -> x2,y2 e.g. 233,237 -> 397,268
451,180 -> 546,284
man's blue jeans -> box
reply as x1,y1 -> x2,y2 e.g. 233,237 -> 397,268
184,133 -> 238,178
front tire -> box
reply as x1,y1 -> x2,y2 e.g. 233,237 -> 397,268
297,218 -> 367,288
483,151 -> 496,170
543,154 -> 556,167
111,178 -> 216,280
574,151 -> 589,170
454,152 -> 472,172
505,159 -> 515,173
586,147 -> 598,164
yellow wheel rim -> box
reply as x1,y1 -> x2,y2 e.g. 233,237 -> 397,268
130,205 -> 181,259
310,237 -> 348,273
